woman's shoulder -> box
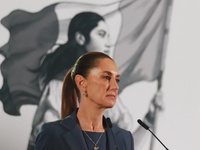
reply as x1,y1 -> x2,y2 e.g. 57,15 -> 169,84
41,120 -> 62,129
105,117 -> 132,137
40,119 -> 63,132
41,112 -> 78,132
111,125 -> 134,149
112,124 -> 134,142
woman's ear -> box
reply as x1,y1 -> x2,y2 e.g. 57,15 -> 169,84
75,32 -> 85,45
74,75 -> 87,91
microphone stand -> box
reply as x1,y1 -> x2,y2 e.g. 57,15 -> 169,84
148,119 -> 168,150
138,119 -> 169,150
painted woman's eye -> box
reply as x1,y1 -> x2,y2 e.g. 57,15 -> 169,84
98,30 -> 106,37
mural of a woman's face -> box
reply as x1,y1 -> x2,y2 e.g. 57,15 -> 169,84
86,20 -> 112,55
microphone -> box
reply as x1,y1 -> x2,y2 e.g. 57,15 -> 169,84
137,119 -> 169,150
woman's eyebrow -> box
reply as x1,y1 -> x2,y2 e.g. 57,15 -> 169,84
98,30 -> 106,34
102,71 -> 120,78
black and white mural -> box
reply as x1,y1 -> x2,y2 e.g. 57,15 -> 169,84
0,0 -> 200,150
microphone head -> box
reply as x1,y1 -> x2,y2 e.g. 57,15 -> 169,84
137,119 -> 149,130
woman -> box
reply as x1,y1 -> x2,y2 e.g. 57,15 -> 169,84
35,51 -> 134,150
28,11 -> 133,150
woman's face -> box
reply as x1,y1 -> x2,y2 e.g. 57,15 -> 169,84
86,21 -> 112,55
85,58 -> 120,108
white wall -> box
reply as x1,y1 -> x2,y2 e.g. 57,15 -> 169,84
0,0 -> 200,150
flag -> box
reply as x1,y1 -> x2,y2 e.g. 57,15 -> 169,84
113,0 -> 173,93
0,3 -> 59,115
0,0 -> 172,115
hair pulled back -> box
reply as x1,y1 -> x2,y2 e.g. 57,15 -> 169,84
61,52 -> 113,118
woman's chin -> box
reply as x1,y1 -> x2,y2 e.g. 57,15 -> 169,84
105,102 -> 116,109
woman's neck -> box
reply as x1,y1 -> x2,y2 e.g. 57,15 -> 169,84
77,107 -> 105,132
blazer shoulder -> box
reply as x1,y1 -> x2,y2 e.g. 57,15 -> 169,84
39,119 -> 65,135
112,125 -> 134,150
41,111 -> 78,132
42,119 -> 62,128
35,120 -> 67,150
112,124 -> 131,134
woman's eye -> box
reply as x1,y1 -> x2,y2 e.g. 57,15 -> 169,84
116,79 -> 120,83
104,76 -> 110,80
98,31 -> 106,37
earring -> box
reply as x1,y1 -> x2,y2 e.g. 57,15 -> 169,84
83,91 -> 88,97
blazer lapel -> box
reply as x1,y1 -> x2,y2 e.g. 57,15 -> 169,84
106,127 -> 124,150
104,117 -> 125,150
60,110 -> 88,150
62,124 -> 88,150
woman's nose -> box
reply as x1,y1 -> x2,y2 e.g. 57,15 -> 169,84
110,78 -> 119,91
105,37 -> 113,48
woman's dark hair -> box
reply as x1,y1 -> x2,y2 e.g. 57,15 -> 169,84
61,52 -> 113,118
39,12 -> 105,87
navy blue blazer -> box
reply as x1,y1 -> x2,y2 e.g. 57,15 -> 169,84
35,109 -> 134,150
